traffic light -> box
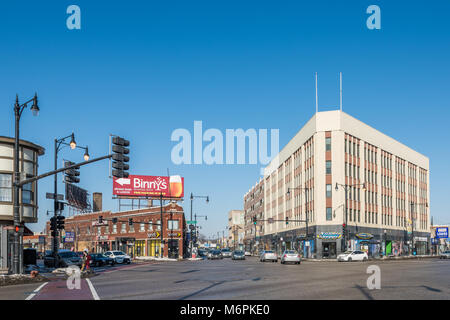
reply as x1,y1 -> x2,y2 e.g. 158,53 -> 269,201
56,215 -> 65,230
253,217 -> 257,225
128,218 -> 133,226
112,136 -> 130,178
112,217 -> 118,224
286,217 -> 289,225
64,161 -> 80,184
98,215 -> 103,224
50,216 -> 57,231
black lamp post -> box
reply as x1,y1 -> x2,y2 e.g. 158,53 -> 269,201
287,186 -> 309,257
52,133 -> 89,257
12,94 -> 39,274
194,213 -> 207,247
190,193 -> 209,257
335,182 -> 366,252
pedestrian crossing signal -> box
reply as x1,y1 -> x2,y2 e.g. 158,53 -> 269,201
286,217 -> 289,225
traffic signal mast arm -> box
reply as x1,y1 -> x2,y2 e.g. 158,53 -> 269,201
18,154 -> 113,187
104,217 -> 162,226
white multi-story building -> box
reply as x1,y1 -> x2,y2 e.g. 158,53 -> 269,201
228,209 -> 244,250
260,110 -> 430,258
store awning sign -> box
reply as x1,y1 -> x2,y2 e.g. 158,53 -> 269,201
356,233 -> 374,240
317,232 -> 342,240
147,231 -> 161,238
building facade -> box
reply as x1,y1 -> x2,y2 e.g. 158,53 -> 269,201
0,136 -> 45,273
228,210 -> 244,250
45,202 -> 187,259
258,110 -> 430,258
243,179 -> 264,253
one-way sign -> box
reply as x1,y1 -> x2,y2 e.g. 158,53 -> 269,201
46,193 -> 64,201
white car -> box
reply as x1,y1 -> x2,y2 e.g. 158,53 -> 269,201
280,250 -> 301,264
260,250 -> 278,262
337,250 -> 368,262
104,251 -> 131,264
244,251 -> 252,256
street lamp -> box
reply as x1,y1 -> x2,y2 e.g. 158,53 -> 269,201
335,182 -> 366,252
194,213 -> 207,247
52,133 -> 90,257
12,93 -> 39,274
287,186 -> 309,257
190,193 -> 209,257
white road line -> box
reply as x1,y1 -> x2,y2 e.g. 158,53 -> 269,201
25,282 -> 48,300
86,278 -> 100,300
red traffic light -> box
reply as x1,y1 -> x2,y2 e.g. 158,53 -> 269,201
15,226 -> 19,233
342,223 -> 346,228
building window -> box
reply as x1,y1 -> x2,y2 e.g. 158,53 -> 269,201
140,223 -> 145,232
112,224 -> 117,233
121,223 -> 126,233
325,137 -> 331,151
97,227 -> 102,235
168,220 -> 179,230
326,161 -> 332,174
22,182 -> 33,204
157,220 -> 161,230
326,184 -> 332,198
326,207 -> 332,221
0,173 -> 12,202
105,226 -> 109,234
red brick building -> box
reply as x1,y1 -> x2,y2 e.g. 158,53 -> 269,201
45,202 -> 186,259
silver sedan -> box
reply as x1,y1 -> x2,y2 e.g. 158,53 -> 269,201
280,250 -> 301,264
260,250 -> 278,262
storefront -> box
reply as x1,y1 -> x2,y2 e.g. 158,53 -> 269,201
134,240 -> 146,257
147,239 -> 161,257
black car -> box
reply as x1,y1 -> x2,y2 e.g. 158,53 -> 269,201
44,250 -> 83,268
90,253 -> 115,267
197,249 -> 207,258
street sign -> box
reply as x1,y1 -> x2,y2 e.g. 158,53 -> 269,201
113,175 -> 184,198
64,231 -> 74,243
46,193 -> 64,201
436,227 -> 448,239
187,220 -> 197,225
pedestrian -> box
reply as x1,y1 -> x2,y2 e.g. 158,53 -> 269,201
81,248 -> 90,272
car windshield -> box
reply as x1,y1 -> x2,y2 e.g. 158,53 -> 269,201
234,251 -> 244,254
264,251 -> 274,253
343,251 -> 353,254
221,249 -> 230,252
212,250 -> 221,254
285,251 -> 296,254
113,251 -> 125,255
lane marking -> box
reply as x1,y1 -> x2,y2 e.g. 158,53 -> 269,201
25,282 -> 48,300
86,278 -> 100,300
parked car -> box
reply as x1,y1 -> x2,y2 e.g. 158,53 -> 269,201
208,250 -> 223,260
90,253 -> 115,267
337,250 -> 368,262
104,251 -> 131,264
221,248 -> 232,258
439,251 -> 450,259
44,250 -> 83,268
244,251 -> 252,256
280,250 -> 301,265
197,249 -> 207,258
232,250 -> 245,260
260,250 -> 277,262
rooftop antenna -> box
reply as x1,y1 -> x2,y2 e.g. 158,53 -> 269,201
315,72 -> 318,113
339,72 -> 343,111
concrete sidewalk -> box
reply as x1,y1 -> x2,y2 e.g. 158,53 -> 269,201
302,255 -> 439,262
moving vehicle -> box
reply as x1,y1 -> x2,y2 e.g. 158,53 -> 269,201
104,251 -> 131,264
208,250 -> 223,260
221,248 -> 232,258
232,250 -> 245,260
280,250 -> 301,264
244,251 -> 252,256
90,253 -> 115,267
44,250 -> 83,268
337,250 -> 368,262
197,249 -> 207,258
439,250 -> 450,259
260,250 -> 277,262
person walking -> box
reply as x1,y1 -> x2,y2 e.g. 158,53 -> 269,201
81,248 -> 90,272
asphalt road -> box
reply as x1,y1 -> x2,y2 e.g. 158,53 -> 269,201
1,257 -> 448,300
89,257 -> 450,300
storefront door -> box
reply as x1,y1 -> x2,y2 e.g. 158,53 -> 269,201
322,242 -> 336,258
168,239 -> 179,259
148,239 -> 161,257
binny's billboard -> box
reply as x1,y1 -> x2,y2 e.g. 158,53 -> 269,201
113,175 -> 184,198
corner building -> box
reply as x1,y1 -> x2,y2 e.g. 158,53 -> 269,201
262,110 -> 430,258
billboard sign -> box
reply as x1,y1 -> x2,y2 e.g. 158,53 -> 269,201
113,175 -> 184,198
435,227 -> 448,239
66,183 -> 90,210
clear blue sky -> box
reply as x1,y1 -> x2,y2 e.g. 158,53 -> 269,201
1,1 -> 449,237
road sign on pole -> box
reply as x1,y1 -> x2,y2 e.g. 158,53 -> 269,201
187,220 -> 197,225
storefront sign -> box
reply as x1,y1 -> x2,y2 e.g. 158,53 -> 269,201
64,232 -> 75,243
97,235 -> 109,241
168,232 -> 182,238
356,233 -> 374,240
317,232 -> 342,240
414,236 -> 428,242
147,231 -> 161,238
435,227 -> 448,239
92,221 -> 109,226
113,175 -> 184,198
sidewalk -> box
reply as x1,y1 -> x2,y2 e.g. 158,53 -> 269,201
302,255 -> 439,262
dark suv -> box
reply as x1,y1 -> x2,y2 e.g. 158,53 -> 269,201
44,250 -> 83,268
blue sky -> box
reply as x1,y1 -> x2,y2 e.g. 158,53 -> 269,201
1,1 -> 449,237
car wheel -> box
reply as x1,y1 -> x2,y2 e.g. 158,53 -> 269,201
363,257 -> 368,262
348,258 -> 352,262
